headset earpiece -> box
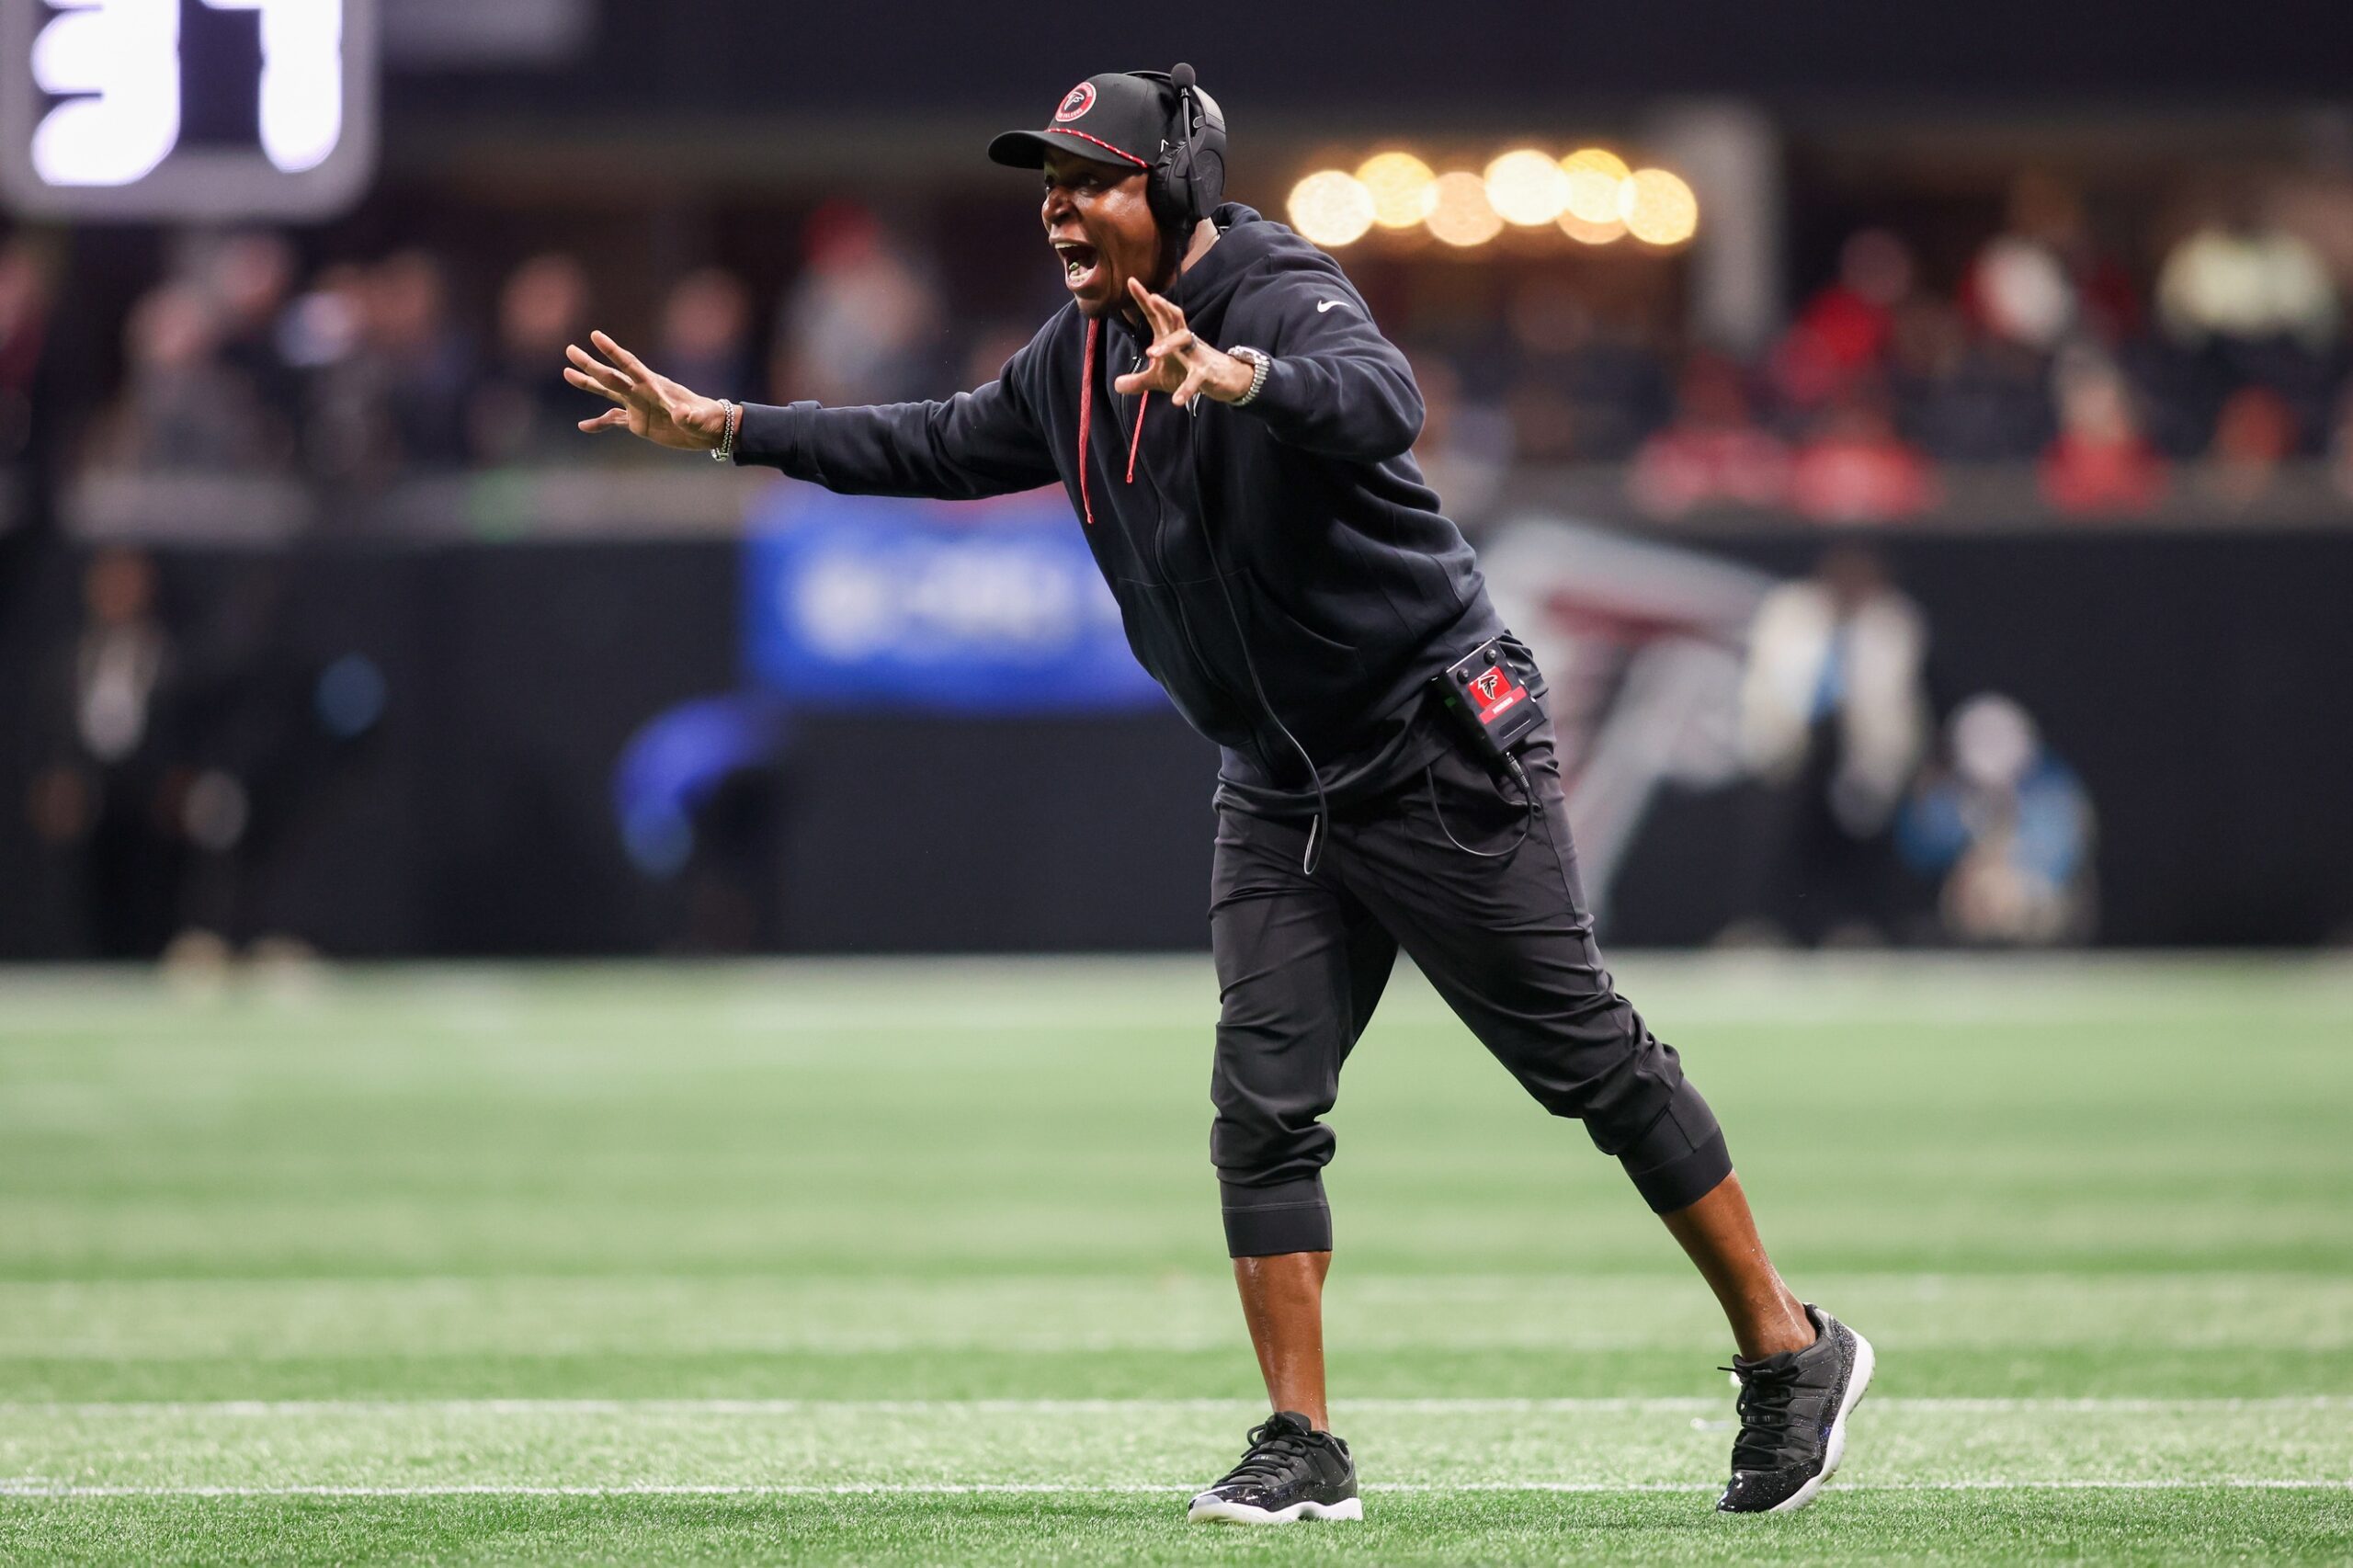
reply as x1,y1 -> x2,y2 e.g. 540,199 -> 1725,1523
1135,63 -> 1226,233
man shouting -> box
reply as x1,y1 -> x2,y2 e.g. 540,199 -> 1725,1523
565,66 -> 1872,1524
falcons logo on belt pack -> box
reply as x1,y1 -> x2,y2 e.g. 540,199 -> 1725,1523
1468,663 -> 1526,722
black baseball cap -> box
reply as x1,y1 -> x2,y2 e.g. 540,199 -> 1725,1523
987,72 -> 1176,174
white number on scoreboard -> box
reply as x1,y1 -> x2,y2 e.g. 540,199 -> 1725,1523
2,0 -> 376,220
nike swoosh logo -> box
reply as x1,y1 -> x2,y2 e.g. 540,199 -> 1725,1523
1316,299 -> 1347,312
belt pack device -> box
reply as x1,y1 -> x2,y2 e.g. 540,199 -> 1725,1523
1430,635 -> 1545,762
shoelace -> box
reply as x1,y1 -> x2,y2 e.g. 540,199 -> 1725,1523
1213,1420 -> 1320,1489
1721,1360 -> 1802,1472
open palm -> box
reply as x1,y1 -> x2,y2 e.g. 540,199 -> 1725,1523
563,331 -> 727,451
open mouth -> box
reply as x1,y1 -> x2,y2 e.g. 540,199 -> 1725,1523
1052,239 -> 1102,293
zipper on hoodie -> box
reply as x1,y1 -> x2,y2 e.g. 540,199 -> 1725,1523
1111,335 -> 1222,699
1106,318 -> 1274,770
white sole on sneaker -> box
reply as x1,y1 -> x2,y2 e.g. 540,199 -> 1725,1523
1188,1494 -> 1363,1524
1766,1326 -> 1877,1515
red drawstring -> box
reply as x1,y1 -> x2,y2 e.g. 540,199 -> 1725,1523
1078,318 -> 1097,526
1076,316 -> 1149,526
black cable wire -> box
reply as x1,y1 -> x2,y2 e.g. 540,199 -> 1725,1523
1124,333 -> 1329,876
1167,335 -> 1329,874
1201,508 -> 1332,875
1425,752 -> 1538,860
1165,72 -> 1330,875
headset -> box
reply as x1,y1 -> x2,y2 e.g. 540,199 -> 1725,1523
1130,64 -> 1227,235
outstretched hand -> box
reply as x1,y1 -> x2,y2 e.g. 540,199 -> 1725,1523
563,331 -> 730,451
1110,278 -> 1256,408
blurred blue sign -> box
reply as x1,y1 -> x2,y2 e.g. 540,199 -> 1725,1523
743,485 -> 1162,714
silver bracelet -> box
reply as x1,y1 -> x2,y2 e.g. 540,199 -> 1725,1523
710,400 -> 742,462
1227,347 -> 1271,407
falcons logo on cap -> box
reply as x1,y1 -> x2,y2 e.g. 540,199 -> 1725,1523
1054,83 -> 1097,122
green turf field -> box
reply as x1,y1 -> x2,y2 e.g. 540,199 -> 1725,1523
1,954 -> 2348,1563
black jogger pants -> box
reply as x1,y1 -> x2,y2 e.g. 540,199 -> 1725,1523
1209,717 -> 1732,1256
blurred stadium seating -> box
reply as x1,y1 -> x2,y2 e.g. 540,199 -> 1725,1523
23,149 -> 2353,528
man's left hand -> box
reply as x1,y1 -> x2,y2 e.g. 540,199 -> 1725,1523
1112,278 -> 1256,407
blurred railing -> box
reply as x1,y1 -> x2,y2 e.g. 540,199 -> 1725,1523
60,460 -> 2353,546
66,467 -> 777,545
1499,461 -> 2353,534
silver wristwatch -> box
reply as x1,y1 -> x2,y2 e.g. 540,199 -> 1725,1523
1227,347 -> 1272,407
711,399 -> 743,462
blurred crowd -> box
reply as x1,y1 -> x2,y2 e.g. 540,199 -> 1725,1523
1622,175 -> 2353,524
16,168 -> 2353,528
78,233 -> 746,483
28,202 -> 970,492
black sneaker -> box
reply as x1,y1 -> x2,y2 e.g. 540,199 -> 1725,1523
1187,1410 -> 1362,1524
1716,1303 -> 1875,1514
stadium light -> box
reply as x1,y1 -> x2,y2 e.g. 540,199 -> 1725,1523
1287,168 -> 1377,247
1560,148 -> 1631,225
1558,210 -> 1628,245
1618,167 -> 1699,246
1291,144 -> 1694,254
1482,148 -> 1569,226
1423,171 -> 1502,247
1355,151 -> 1437,229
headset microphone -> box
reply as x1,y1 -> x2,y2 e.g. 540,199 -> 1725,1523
1170,62 -> 1199,224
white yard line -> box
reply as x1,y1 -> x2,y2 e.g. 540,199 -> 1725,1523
2,1480 -> 2348,1500
5,1395 -> 2347,1417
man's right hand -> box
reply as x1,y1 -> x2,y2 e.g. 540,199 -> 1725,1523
564,330 -> 730,451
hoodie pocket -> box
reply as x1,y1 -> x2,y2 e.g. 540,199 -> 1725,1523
1222,572 -> 1383,711
1108,577 -> 1253,745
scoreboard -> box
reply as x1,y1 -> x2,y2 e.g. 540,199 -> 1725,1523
1,0 -> 377,221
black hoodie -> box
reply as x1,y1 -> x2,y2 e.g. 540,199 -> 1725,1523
733,202 -> 1506,814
